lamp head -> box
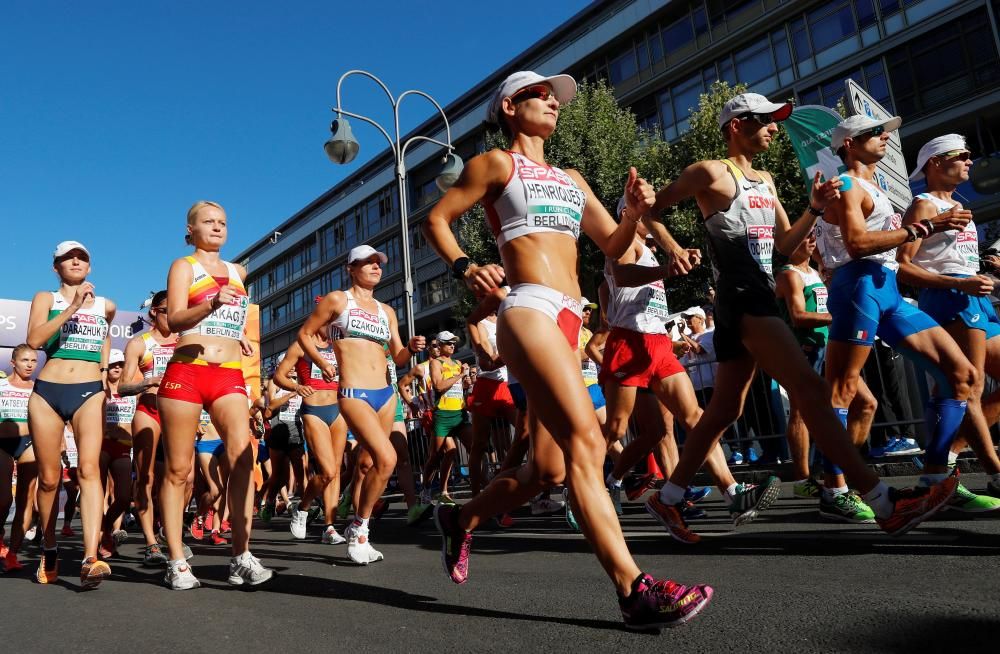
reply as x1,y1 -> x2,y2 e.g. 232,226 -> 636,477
435,152 -> 464,191
324,116 -> 360,164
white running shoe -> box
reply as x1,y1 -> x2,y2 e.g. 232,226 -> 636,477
345,523 -> 384,565
164,560 -> 201,590
290,509 -> 309,540
228,552 -> 274,586
24,526 -> 37,541
321,525 -> 346,545
530,498 -> 566,516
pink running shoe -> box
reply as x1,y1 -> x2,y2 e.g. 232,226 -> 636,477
434,504 -> 472,584
619,573 -> 714,630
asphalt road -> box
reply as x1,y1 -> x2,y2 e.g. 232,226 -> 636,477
2,474 -> 999,653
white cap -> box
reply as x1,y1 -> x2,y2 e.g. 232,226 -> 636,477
108,349 -> 125,365
487,71 -> 577,124
53,240 -> 90,259
681,306 -> 706,320
347,244 -> 388,265
909,133 -> 968,181
581,297 -> 597,309
436,330 -> 460,344
615,196 -> 627,219
718,93 -> 793,128
830,114 -> 902,154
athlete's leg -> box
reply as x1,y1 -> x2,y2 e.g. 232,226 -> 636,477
499,409 -> 530,472
338,397 -> 395,520
0,450 -> 13,543
438,436 -> 457,497
132,413 -> 161,547
70,393 -> 106,561
945,322 -> 1000,475
9,447 -> 37,555
158,396 -> 201,562
389,420 -> 417,507
210,394 -> 255,557
469,412 -> 491,495
27,395 -> 70,549
300,414 -> 335,511
895,325 -> 975,474
102,456 -> 133,539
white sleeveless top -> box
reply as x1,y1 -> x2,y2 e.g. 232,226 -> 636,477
475,318 -> 507,382
485,151 -> 587,249
329,290 -> 391,346
910,193 -> 979,276
604,239 -> 669,334
814,176 -> 902,272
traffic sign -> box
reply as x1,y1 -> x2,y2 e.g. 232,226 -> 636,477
844,79 -> 913,212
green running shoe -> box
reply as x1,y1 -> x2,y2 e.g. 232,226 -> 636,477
336,493 -> 352,520
260,504 -> 274,524
948,482 -> 1000,513
407,502 -> 434,526
434,492 -> 457,506
728,476 -> 781,526
793,478 -> 822,499
566,506 -> 580,532
819,491 -> 876,523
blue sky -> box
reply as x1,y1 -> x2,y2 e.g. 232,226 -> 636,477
0,1 -> 586,309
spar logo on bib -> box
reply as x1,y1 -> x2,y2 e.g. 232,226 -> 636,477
746,225 -> 775,274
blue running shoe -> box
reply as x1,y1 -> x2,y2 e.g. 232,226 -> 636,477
728,452 -> 744,466
684,487 -> 712,504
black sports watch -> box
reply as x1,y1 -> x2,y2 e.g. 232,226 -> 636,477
451,257 -> 471,280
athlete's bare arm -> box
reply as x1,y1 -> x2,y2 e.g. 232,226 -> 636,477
424,150 -> 509,294
273,342 -> 305,394
297,291 -> 346,382
569,167 -> 652,260
26,287 -> 89,350
608,237 -> 673,288
430,357 -> 461,394
774,268 -> 832,328
896,199 -> 988,294
118,335 -> 153,396
584,330 -> 608,366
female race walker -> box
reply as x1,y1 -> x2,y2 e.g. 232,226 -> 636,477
274,322 -> 350,545
119,290 -> 179,566
298,244 -> 425,565
0,344 -> 38,573
157,200 -> 272,589
26,240 -> 116,588
423,70 -> 712,630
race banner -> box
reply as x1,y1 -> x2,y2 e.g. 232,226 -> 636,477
782,105 -> 846,195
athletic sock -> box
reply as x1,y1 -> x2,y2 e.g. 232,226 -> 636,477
659,481 -> 686,505
925,398 -> 967,466
352,515 -> 370,530
724,483 -> 739,503
947,451 -> 959,466
821,485 -> 848,501
863,481 -> 893,519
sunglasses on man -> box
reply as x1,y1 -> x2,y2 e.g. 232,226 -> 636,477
510,84 -> 553,104
937,149 -> 972,162
736,112 -> 777,125
856,125 -> 888,139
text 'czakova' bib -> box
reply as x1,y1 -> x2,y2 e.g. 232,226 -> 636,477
45,293 -> 109,362
911,193 -> 979,276
180,257 -> 249,341
0,380 -> 31,424
486,151 -> 587,248
330,290 -> 391,346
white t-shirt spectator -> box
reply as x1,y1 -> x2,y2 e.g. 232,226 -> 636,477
682,330 -> 717,392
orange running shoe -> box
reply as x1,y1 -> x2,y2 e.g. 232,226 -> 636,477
645,494 -> 701,544
2,549 -> 24,573
876,472 -> 959,537
80,556 -> 111,590
35,550 -> 59,584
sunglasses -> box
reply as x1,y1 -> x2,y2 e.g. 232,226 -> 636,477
510,85 -> 553,104
938,149 -> 972,162
150,307 -> 167,315
856,125 -> 887,139
737,112 -> 776,125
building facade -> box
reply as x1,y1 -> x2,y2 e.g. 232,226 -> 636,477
236,0 -> 1000,374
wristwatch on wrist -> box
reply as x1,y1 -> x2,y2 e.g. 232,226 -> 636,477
807,204 -> 825,217
451,257 -> 471,280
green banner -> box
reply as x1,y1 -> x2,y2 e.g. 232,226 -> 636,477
783,105 -> 846,195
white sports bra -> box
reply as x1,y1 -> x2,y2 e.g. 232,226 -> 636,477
329,290 -> 391,346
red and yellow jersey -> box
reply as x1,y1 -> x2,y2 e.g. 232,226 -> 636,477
179,256 -> 249,342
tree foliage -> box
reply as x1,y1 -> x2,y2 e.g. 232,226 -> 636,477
453,79 -> 816,319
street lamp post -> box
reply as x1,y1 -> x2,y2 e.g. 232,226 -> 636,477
324,69 -> 464,341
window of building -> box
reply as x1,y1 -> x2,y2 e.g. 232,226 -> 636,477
609,48 -> 638,85
662,14 -> 695,56
413,176 -> 441,210
807,2 -> 857,52
419,272 -> 452,309
735,36 -> 774,86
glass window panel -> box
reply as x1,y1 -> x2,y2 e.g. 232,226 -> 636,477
648,29 -> 663,63
608,49 -> 638,84
809,4 -> 857,52
718,58 -> 736,84
855,0 -> 877,27
637,41 -> 649,71
772,29 -> 791,69
791,20 -> 811,62
798,88 -> 822,105
736,38 -> 774,84
671,74 -> 704,124
663,15 -> 695,54
880,0 -> 900,11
